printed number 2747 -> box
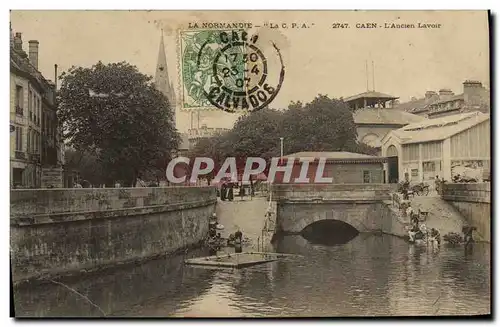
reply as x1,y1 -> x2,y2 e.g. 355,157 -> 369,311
332,23 -> 349,28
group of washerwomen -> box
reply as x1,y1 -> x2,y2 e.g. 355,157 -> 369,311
406,205 -> 476,247
207,213 -> 244,251
406,205 -> 441,245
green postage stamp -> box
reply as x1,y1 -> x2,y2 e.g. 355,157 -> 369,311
179,29 -> 285,112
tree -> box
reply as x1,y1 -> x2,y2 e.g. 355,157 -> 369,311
58,61 -> 180,186
187,94 -> 379,183
64,148 -> 105,186
281,95 -> 358,153
345,140 -> 379,156
187,134 -> 228,184
224,108 -> 284,161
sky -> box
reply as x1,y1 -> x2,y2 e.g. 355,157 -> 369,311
10,10 -> 490,132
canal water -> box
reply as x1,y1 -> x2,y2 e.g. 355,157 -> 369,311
13,200 -> 490,317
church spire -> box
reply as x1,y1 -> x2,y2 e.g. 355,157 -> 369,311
155,29 -> 175,126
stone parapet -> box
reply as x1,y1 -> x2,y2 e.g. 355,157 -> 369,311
271,183 -> 392,203
441,183 -> 490,203
10,187 -> 217,283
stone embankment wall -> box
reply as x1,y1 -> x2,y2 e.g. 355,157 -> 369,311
441,183 -> 491,242
10,187 -> 217,284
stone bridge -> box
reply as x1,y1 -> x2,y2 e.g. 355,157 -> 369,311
271,184 -> 402,235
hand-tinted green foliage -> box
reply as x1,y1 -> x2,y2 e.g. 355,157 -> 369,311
64,148 -> 105,187
188,94 -> 378,177
58,61 -> 180,186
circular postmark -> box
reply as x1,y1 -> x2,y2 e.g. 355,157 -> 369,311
196,30 -> 285,113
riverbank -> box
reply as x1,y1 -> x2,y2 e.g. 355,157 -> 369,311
12,240 -> 207,289
13,196 -> 490,317
10,187 -> 217,285
385,193 -> 487,243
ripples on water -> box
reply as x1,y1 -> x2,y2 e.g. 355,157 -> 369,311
13,234 -> 490,317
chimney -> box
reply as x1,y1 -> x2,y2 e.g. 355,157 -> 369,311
438,88 -> 454,100
10,23 -> 14,48
463,80 -> 483,107
28,40 -> 39,69
13,32 -> 23,51
425,91 -> 437,100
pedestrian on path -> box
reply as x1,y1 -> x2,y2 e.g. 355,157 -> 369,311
435,175 -> 441,195
228,184 -> 234,201
220,183 -> 227,201
240,183 -> 245,200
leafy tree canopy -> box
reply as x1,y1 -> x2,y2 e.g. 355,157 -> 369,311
58,61 -> 180,186
282,95 -> 359,153
187,94 -> 378,179
64,148 -> 105,187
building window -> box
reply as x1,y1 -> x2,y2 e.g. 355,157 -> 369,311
411,169 -> 419,178
33,131 -> 36,153
28,89 -> 32,120
37,99 -> 41,125
15,85 -> 23,109
36,132 -> 39,153
13,168 -> 23,186
423,161 -> 436,172
15,126 -> 23,151
27,128 -> 31,153
423,161 -> 442,180
421,142 -> 442,160
402,144 -> 419,161
33,95 -> 37,124
363,171 -> 371,183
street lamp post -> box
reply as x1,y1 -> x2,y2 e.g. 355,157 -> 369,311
270,137 -> 284,200
279,137 -> 284,158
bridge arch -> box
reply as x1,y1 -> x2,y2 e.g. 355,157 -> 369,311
278,203 -> 380,234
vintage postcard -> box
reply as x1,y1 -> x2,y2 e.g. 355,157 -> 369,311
10,10 -> 490,318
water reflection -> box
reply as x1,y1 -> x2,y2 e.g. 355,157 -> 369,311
13,234 -> 490,317
13,249 -> 216,317
301,219 -> 359,245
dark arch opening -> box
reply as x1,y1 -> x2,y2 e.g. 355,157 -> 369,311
300,219 -> 359,245
386,145 -> 399,183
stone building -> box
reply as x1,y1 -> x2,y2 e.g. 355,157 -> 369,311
275,151 -> 387,184
154,31 -> 176,126
187,124 -> 230,149
177,133 -> 191,157
10,28 -> 64,188
396,80 -> 490,119
344,91 -> 427,153
380,111 -> 490,183
154,31 -> 191,158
